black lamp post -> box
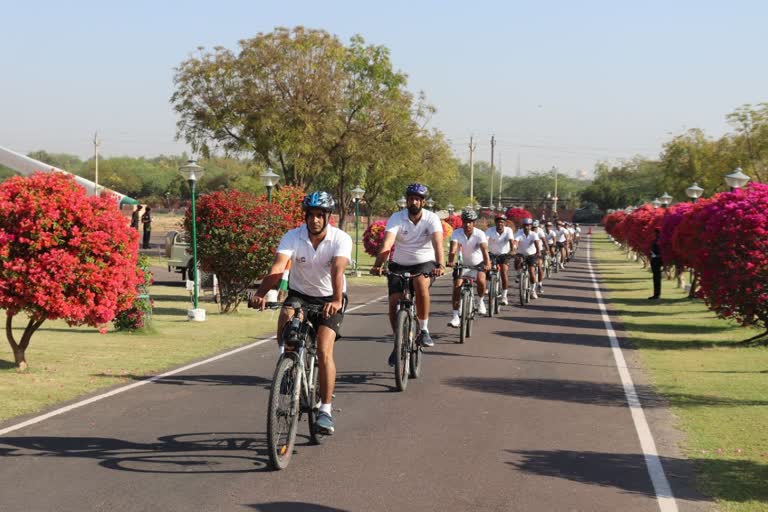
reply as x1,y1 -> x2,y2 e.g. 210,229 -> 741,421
260,168 -> 280,202
179,160 -> 205,321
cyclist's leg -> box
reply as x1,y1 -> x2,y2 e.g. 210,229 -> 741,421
316,326 -> 337,404
413,273 -> 431,325
452,276 -> 462,309
528,257 -> 538,286
499,261 -> 509,290
476,270 -> 487,298
387,293 -> 401,331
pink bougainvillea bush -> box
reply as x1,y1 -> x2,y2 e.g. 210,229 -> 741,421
623,205 -> 667,257
504,207 -> 534,229
187,189 -> 302,313
669,198 -> 714,271
441,219 -> 454,241
688,184 -> 768,328
603,211 -> 627,239
0,172 -> 143,369
445,215 -> 463,230
658,202 -> 694,269
363,220 -> 387,257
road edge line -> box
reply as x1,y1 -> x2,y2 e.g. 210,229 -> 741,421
586,237 -> 679,512
0,294 -> 387,437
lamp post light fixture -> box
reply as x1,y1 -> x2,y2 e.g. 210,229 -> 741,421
660,192 -> 673,207
397,196 -> 407,209
446,203 -> 455,216
350,185 -> 365,275
651,198 -> 662,209
179,159 -> 205,322
475,202 -> 481,212
724,167 -> 750,191
426,198 -> 435,210
685,182 -> 704,203
259,168 -> 280,202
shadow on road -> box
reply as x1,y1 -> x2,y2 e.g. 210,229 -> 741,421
336,370 -> 396,393
98,373 -> 273,387
506,449 -> 768,504
248,503 -> 351,512
444,376 -> 768,408
0,432 -> 278,474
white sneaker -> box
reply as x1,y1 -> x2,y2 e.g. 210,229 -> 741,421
448,316 -> 460,328
478,300 -> 487,315
538,284 -> 543,295
530,290 -> 538,300
501,295 -> 509,306
559,263 -> 565,270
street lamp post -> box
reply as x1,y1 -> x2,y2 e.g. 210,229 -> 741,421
351,185 -> 365,275
426,198 -> 435,210
260,168 -> 280,202
180,160 -> 205,322
397,196 -> 407,209
685,182 -> 704,203
446,203 -> 455,216
651,198 -> 662,209
724,167 -> 750,191
660,192 -> 672,208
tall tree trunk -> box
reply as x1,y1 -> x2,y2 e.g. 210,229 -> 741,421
6,314 -> 44,372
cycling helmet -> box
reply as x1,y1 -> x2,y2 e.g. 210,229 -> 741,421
522,218 -> 533,225
301,191 -> 336,213
495,214 -> 507,221
461,209 -> 479,222
532,220 -> 540,228
405,183 -> 429,198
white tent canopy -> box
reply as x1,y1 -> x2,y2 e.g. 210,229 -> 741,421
0,145 -> 138,206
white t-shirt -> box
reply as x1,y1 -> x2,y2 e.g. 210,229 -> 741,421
451,228 -> 488,267
568,227 -> 576,237
515,229 -> 540,256
385,209 -> 443,265
532,227 -> 548,246
555,228 -> 567,243
575,226 -> 582,236
485,226 -> 515,255
543,228 -> 557,244
277,225 -> 352,297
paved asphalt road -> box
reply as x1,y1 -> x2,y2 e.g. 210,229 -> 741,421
0,238 -> 711,512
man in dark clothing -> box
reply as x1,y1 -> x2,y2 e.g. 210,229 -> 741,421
648,228 -> 662,300
141,206 -> 152,249
130,205 -> 142,230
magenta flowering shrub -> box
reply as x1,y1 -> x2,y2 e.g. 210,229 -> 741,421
623,205 -> 666,257
445,215 -> 463,230
363,221 -> 387,257
690,184 -> 768,327
658,202 -> 694,268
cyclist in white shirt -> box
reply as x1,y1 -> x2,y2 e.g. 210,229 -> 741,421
531,220 -> 549,295
485,214 -> 515,305
555,220 -> 568,269
371,183 -> 446,364
514,218 -> 541,299
543,221 -> 557,260
448,209 -> 491,325
249,191 -> 351,435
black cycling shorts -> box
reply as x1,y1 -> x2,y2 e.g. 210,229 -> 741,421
555,242 -> 565,250
516,254 -> 538,267
490,253 -> 512,265
284,289 -> 347,338
387,261 -> 436,295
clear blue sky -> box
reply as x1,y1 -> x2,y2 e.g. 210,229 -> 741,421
2,0 -> 766,177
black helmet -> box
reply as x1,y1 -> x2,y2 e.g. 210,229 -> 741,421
405,183 -> 429,198
461,209 -> 479,222
301,191 -> 336,213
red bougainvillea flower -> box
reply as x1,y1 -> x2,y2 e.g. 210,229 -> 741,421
504,207 -> 534,229
363,221 -> 387,257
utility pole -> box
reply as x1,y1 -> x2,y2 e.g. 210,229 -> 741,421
469,136 -> 477,204
93,131 -> 100,192
552,165 -> 559,217
489,135 -> 496,209
498,153 -> 503,210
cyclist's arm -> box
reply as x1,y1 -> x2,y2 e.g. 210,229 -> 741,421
324,255 -> 348,318
431,231 -> 446,275
372,231 -> 397,270
250,253 -> 291,305
447,240 -> 458,266
480,243 -> 491,270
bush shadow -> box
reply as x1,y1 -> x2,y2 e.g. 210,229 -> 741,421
247,503 -> 351,512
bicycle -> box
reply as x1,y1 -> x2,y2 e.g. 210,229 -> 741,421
544,251 -> 552,279
515,255 -> 532,306
486,258 -> 500,317
386,271 -> 432,391
264,301 -> 334,470
453,264 -> 482,343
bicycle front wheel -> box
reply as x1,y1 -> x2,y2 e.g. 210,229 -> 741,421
488,275 -> 497,318
267,356 -> 301,470
519,271 -> 526,306
459,289 -> 470,344
394,309 -> 411,391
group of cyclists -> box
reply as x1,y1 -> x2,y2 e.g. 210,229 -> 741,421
248,183 -> 581,437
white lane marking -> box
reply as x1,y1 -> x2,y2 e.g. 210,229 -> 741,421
0,294 -> 388,437
586,238 -> 679,512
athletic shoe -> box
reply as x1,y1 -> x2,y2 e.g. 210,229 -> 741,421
477,300 -> 487,315
559,263 -> 565,270
315,411 -> 335,435
530,290 -> 538,300
448,316 -> 461,328
418,330 -> 434,347
538,284 -> 544,295
501,296 -> 509,306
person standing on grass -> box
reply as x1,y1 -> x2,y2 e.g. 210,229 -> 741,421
141,206 -> 152,249
648,227 -> 663,300
130,205 -> 142,230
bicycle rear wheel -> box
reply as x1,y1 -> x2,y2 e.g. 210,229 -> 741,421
307,356 -> 328,445
267,356 -> 301,470
409,315 -> 422,379
394,309 -> 411,391
488,274 -> 497,318
545,256 -> 552,279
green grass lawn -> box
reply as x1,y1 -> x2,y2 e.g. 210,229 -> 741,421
593,234 -> 768,512
0,280 -> 278,423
